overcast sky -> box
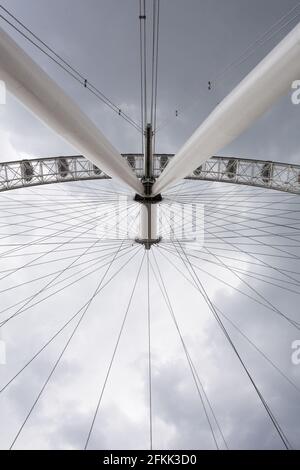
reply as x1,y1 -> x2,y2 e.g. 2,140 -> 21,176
0,0 -> 300,451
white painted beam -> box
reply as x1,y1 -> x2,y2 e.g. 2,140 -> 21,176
153,22 -> 300,195
0,26 -> 143,195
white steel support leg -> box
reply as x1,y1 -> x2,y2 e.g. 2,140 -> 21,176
0,26 -> 143,195
153,22 -> 300,195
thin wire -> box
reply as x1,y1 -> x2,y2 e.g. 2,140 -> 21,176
84,251 -> 146,449
0,243 -> 134,295
0,7 -> 142,133
158,203 -> 294,449
150,0 -> 156,128
151,250 -> 227,449
155,2 -> 300,134
211,2 -> 300,85
153,0 -> 160,131
0,246 -> 141,395
9,238 -> 127,449
173,236 -> 293,449
151,0 -> 160,153
143,0 -> 147,128
0,207 -> 139,326
160,241 -> 300,329
0,245 -> 136,324
147,251 -> 153,450
139,0 -> 145,152
156,245 -> 300,397
0,200 -> 122,281
159,203 -> 300,328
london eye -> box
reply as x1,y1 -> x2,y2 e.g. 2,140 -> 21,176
0,0 -> 300,451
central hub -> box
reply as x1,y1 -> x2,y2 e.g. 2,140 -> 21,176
134,123 -> 162,250
134,201 -> 161,250
134,187 -> 162,250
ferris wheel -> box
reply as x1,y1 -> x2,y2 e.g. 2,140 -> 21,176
0,2 -> 300,451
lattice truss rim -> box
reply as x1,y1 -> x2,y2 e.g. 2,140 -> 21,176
0,155 -> 299,194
